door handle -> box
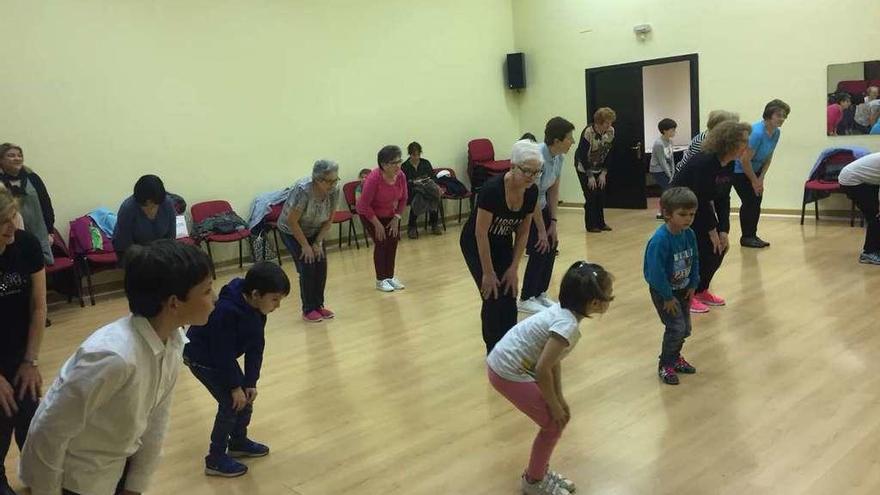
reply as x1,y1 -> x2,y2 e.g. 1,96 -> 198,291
632,142 -> 642,160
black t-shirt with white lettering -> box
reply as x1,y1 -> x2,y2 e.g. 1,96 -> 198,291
0,230 -> 44,364
460,174 -> 538,258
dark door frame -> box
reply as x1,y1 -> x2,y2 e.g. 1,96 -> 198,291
585,53 -> 701,137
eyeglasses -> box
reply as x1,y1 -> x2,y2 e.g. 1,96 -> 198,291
319,177 -> 340,185
515,164 -> 543,177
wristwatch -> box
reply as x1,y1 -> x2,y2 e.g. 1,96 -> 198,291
23,358 -> 39,367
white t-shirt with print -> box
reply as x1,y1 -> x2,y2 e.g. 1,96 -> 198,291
487,304 -> 581,382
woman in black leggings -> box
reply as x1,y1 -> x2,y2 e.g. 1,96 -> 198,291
461,139 -> 541,352
671,121 -> 752,314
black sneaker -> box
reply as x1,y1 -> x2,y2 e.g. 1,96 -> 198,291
754,236 -> 770,247
674,356 -> 696,374
740,236 -> 768,248
228,438 -> 270,458
659,366 -> 679,385
587,227 -> 602,233
205,454 -> 248,477
600,225 -> 612,231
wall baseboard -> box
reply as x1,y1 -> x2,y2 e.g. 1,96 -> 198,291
557,203 -> 860,220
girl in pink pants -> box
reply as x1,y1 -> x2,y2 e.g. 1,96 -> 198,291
486,261 -> 614,495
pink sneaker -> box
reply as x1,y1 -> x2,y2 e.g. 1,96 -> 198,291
302,310 -> 323,322
689,298 -> 710,314
695,291 -> 725,306
318,307 -> 335,319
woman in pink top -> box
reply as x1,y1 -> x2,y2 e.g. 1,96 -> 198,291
356,145 -> 408,292
827,93 -> 851,136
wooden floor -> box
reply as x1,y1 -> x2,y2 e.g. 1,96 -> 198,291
6,204 -> 880,495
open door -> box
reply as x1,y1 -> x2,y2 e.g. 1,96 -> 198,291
586,54 -> 700,209
587,65 -> 645,209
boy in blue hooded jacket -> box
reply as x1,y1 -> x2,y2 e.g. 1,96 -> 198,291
184,262 -> 290,477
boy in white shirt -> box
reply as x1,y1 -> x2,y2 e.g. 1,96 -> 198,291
19,239 -> 215,495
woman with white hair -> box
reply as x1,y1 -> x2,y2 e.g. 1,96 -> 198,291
460,139 -> 542,353
278,159 -> 341,322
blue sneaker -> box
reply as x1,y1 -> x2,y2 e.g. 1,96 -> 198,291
228,438 -> 270,458
205,454 -> 248,477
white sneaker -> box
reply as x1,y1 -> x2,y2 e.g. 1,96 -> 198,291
859,252 -> 880,265
376,279 -> 395,292
518,298 -> 546,314
521,474 -> 571,495
546,470 -> 576,493
387,277 -> 405,290
536,293 -> 556,307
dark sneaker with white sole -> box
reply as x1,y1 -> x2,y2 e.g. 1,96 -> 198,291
205,454 -> 248,477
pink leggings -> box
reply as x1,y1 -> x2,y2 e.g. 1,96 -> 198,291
488,366 -> 563,480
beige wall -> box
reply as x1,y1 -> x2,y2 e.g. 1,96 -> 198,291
8,0 -> 880,267
2,0 -> 521,261
512,0 -> 880,210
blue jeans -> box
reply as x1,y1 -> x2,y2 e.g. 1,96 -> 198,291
186,359 -> 253,457
279,231 -> 327,313
649,288 -> 692,368
652,172 -> 671,191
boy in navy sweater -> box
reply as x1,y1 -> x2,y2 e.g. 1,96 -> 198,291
644,187 -> 700,385
184,262 -> 290,477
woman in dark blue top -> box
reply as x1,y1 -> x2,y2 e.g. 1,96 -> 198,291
0,187 -> 46,495
112,175 -> 176,257
671,121 -> 751,314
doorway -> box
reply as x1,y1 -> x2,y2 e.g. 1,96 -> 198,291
585,54 -> 700,209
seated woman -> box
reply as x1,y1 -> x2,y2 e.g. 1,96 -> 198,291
354,168 -> 371,203
0,143 -> 55,265
357,145 -> 408,292
277,160 -> 340,322
0,187 -> 47,495
112,174 -> 176,257
401,142 -> 441,238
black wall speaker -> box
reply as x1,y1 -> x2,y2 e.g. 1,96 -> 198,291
506,52 -> 526,89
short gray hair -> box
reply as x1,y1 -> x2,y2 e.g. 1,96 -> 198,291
312,159 -> 339,180
510,139 -> 544,166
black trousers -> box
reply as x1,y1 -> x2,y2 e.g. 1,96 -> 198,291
732,174 -> 763,238
460,238 -> 517,354
695,229 -> 727,293
521,207 -> 557,301
408,209 -> 439,229
62,461 -> 129,494
0,362 -> 38,486
576,169 -> 606,230
842,184 -> 880,253
186,360 -> 253,457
